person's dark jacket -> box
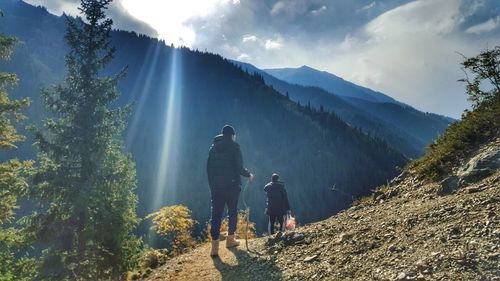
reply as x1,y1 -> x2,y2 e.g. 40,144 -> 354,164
264,181 -> 291,216
207,134 -> 251,189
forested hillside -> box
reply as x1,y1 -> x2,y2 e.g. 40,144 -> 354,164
234,61 -> 452,158
0,0 -> 407,236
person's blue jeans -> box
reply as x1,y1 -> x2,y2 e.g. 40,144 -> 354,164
210,187 -> 240,240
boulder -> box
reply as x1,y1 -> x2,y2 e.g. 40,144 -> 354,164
438,176 -> 461,195
457,146 -> 500,183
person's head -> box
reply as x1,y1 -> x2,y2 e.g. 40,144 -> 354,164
221,125 -> 236,141
271,173 -> 279,182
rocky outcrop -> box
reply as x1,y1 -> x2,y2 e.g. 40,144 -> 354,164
438,139 -> 500,195
458,142 -> 500,183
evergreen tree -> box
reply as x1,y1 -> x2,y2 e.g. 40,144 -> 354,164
0,19 -> 34,280
25,1 -> 140,279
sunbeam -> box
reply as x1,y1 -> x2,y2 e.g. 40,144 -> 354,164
125,42 -> 162,145
153,48 -> 183,212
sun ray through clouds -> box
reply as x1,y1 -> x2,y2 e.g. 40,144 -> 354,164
152,47 -> 183,213
125,42 -> 162,145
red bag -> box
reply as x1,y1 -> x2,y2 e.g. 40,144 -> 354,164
285,214 -> 296,230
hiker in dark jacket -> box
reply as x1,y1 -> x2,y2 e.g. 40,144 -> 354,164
264,173 -> 291,235
207,125 -> 253,256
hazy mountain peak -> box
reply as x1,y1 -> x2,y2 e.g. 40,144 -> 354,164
299,65 -> 313,70
265,65 -> 399,104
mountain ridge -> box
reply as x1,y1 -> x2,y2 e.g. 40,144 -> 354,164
232,60 -> 453,158
264,65 -> 401,105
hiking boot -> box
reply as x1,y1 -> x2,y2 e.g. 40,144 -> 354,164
225,235 -> 240,248
210,240 -> 219,257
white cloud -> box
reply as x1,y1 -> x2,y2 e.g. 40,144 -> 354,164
358,1 -> 376,12
264,39 -> 282,50
270,0 -> 312,18
237,53 -> 251,60
222,43 -> 240,55
270,1 -> 286,16
23,0 -> 80,15
242,34 -> 258,43
365,0 -> 463,37
23,0 -> 158,37
466,16 -> 500,34
311,5 -> 327,15
242,34 -> 283,51
120,0 -> 234,46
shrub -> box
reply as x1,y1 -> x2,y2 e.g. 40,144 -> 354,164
145,205 -> 197,256
139,248 -> 169,270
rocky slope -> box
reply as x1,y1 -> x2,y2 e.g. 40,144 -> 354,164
144,139 -> 499,281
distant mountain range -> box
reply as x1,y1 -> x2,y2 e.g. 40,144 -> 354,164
232,61 -> 453,158
265,65 -> 401,105
0,0 -> 408,234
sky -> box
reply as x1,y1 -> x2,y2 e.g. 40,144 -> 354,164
23,0 -> 500,118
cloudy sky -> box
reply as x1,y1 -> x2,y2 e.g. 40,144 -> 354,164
23,0 -> 500,118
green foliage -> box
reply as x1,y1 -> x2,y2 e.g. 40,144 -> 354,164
352,194 -> 372,206
0,228 -> 37,281
138,248 -> 169,270
0,34 -> 29,149
459,46 -> 500,108
409,46 -> 500,179
146,205 -> 197,256
206,211 -> 257,241
24,0 -> 141,279
0,159 -> 32,224
0,24 -> 35,281
126,247 -> 169,281
0,33 -> 18,61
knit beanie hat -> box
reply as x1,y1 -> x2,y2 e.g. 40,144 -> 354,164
222,125 -> 236,136
271,173 -> 279,182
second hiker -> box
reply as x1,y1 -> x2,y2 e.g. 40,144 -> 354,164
264,173 -> 291,235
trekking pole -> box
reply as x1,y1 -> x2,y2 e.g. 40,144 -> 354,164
241,179 -> 251,251
331,184 -> 355,201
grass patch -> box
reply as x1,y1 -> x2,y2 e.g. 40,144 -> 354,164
408,94 -> 499,180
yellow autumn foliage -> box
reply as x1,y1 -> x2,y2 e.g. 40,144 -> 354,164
145,205 -> 197,256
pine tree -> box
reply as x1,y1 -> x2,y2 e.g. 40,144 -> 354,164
0,20 -> 35,280
25,1 -> 140,279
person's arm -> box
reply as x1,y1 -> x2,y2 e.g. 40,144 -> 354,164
234,143 -> 251,178
207,148 -> 214,187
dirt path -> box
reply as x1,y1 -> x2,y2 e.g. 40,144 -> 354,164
145,239 -> 281,281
